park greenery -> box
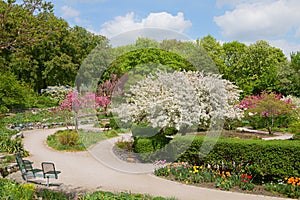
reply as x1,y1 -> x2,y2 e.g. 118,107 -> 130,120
1,0 -> 299,114
0,0 -> 300,199
0,178 -> 175,200
46,129 -> 118,151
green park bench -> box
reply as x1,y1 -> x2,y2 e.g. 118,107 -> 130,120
41,162 -> 61,187
15,153 -> 61,186
15,152 -> 43,182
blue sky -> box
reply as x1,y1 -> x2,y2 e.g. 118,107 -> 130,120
49,0 -> 300,57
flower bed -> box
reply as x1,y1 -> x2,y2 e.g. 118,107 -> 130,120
155,162 -> 300,198
154,162 -> 254,191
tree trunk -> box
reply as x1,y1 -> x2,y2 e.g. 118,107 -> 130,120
265,116 -> 272,134
75,112 -> 79,131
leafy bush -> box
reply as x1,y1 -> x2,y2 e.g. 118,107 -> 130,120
37,189 -> 68,200
132,124 -> 159,138
0,178 -> 35,200
47,129 -> 118,151
175,136 -> 300,183
289,121 -> 300,135
109,116 -> 131,130
57,130 -> 79,146
47,130 -> 85,151
134,136 -> 173,162
0,126 -> 26,153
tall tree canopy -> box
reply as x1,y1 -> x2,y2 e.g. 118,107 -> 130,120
0,0 -> 54,51
199,36 -> 288,96
0,0 -> 103,93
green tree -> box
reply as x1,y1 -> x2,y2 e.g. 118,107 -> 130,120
231,41 -> 287,96
0,0 -> 54,51
197,35 -> 226,74
0,72 -> 28,113
244,91 -> 294,134
279,52 -> 300,97
160,39 -> 217,73
102,48 -> 196,80
135,37 -> 159,48
222,41 -> 247,81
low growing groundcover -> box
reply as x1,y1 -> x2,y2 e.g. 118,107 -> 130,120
46,129 -> 118,151
0,178 -> 176,200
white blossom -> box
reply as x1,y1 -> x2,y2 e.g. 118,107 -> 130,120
112,70 -> 243,131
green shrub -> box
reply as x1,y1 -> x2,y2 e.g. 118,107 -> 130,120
161,127 -> 178,136
47,129 -> 118,151
37,189 -> 68,200
246,114 -> 295,130
57,130 -> 79,146
0,133 -> 26,154
289,121 -> 300,135
109,116 -> 131,130
132,124 -> 159,138
176,136 -> 300,183
264,183 -> 300,198
134,135 -> 173,162
0,178 -> 35,200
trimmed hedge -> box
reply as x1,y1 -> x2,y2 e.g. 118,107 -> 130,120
134,136 -> 173,162
135,135 -> 300,182
175,136 -> 300,183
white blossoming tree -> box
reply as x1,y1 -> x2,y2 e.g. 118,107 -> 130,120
112,70 -> 243,135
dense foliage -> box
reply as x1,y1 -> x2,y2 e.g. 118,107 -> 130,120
174,136 -> 300,183
0,178 -> 174,200
238,91 -> 296,134
113,70 -> 243,133
0,0 -> 103,113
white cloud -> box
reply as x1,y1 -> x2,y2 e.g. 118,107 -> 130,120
214,0 -> 300,40
61,5 -> 80,19
99,12 -> 192,38
216,0 -> 276,8
216,0 -> 250,8
268,39 -> 300,58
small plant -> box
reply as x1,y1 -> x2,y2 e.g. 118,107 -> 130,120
155,163 -> 255,192
264,177 -> 300,198
47,129 -> 118,151
0,179 -> 35,199
78,191 -> 176,200
115,138 -> 134,152
240,173 -> 254,190
57,130 -> 79,146
37,189 -> 68,200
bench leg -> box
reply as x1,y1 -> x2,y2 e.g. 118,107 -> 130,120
46,176 -> 49,187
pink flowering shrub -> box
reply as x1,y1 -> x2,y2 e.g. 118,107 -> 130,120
238,91 -> 295,134
58,90 -> 111,130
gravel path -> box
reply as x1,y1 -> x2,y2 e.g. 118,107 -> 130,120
11,126 -> 290,200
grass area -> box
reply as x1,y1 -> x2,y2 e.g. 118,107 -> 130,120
79,129 -> 118,148
46,129 -> 118,151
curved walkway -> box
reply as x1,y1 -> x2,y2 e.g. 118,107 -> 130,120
17,126 -> 289,200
